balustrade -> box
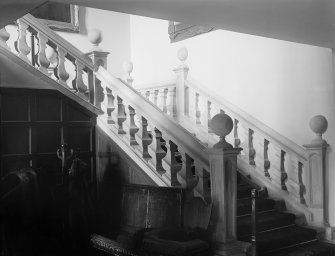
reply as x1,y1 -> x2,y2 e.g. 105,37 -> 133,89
1,14 -> 98,109
1,14 -> 329,229
134,46 -> 329,228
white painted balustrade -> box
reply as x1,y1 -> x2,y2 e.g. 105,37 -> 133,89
95,66 -> 211,203
0,14 -> 97,109
135,46 -> 329,228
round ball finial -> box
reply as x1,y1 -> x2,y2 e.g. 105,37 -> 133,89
209,113 -> 234,149
177,47 -> 188,63
88,29 -> 102,47
123,60 -> 133,74
309,115 -> 328,144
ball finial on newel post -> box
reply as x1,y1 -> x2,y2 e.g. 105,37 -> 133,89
123,60 -> 134,86
177,47 -> 188,68
88,29 -> 103,51
309,115 -> 328,144
209,113 -> 234,149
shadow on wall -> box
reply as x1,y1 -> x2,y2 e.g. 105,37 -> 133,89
98,145 -> 125,235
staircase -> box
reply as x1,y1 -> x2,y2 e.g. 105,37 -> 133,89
236,175 -> 335,255
0,14 -> 334,255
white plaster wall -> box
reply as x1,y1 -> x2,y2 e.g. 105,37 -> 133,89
130,15 -> 335,226
57,6 -> 131,78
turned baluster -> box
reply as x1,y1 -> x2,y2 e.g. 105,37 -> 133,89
117,96 -> 127,134
149,90 -> 158,105
45,45 -> 58,79
168,141 -> 182,186
141,117 -> 152,160
94,78 -> 104,109
195,93 -> 201,125
185,154 -> 200,200
36,32 -> 50,74
200,97 -> 209,131
56,46 -> 70,87
249,129 -> 256,166
264,140 -> 271,178
75,60 -> 89,98
167,87 -> 177,117
105,87 -> 115,124
0,27 -> 10,50
151,128 -> 167,175
128,106 -> 139,146
158,88 -> 168,113
280,150 -> 288,190
233,119 -> 241,147
16,19 -> 31,63
297,161 -> 306,204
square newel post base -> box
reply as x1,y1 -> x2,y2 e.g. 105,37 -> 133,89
213,241 -> 250,256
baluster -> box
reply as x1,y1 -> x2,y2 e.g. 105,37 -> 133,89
117,96 -> 127,134
234,119 -> 241,148
0,27 -> 10,50
141,117 -> 152,160
195,93 -> 201,124
188,89 -> 196,123
168,141 -> 182,186
145,91 -> 150,100
167,87 -> 177,117
29,30 -> 38,67
185,154 -> 200,200
56,46 -> 70,86
36,32 -> 50,74
158,88 -> 168,113
151,128 -> 167,175
76,60 -> 89,97
267,143 -> 283,187
148,90 -> 158,105
184,86 -> 190,116
94,78 -> 104,109
298,162 -> 306,204
280,150 -> 288,190
128,106 -> 139,146
264,139 -> 271,178
105,87 -> 115,124
200,97 -> 209,131
208,101 -> 213,133
249,129 -> 256,166
16,20 -> 31,63
45,45 -> 58,80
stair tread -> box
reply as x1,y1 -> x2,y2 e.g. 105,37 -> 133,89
262,241 -> 335,256
237,211 -> 296,236
240,225 -> 317,252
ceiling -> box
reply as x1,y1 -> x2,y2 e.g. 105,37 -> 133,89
1,0 -> 334,48
52,0 -> 335,49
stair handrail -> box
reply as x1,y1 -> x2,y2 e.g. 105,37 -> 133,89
185,77 -> 307,160
22,14 -> 94,69
0,14 -> 99,113
95,66 -> 209,169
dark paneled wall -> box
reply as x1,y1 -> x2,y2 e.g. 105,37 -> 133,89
0,88 -> 96,184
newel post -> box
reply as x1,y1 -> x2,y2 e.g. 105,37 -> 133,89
303,115 -> 329,228
86,29 -> 109,108
86,29 -> 109,70
206,113 -> 248,256
174,48 -> 189,121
